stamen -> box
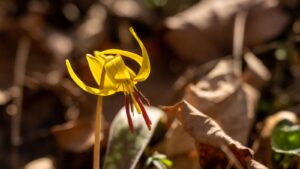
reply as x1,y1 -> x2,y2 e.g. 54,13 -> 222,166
123,83 -> 134,115
133,92 -> 152,130
130,92 -> 142,113
128,96 -> 134,115
125,95 -> 134,133
135,89 -> 150,106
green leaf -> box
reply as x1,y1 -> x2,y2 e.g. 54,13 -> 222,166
144,152 -> 173,169
144,157 -> 153,169
103,106 -> 163,169
153,161 -> 167,169
160,159 -> 173,167
271,122 -> 300,156
152,154 -> 167,159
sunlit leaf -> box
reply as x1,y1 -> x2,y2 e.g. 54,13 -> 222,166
271,121 -> 300,156
144,157 -> 154,169
144,152 -> 173,169
103,106 -> 163,169
153,161 -> 167,169
160,159 -> 173,167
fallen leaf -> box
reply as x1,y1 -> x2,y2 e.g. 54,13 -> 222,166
74,3 -> 108,55
24,157 -> 55,169
163,100 -> 267,169
52,119 -> 95,153
184,59 -> 259,144
164,0 -> 289,63
154,121 -> 200,169
100,0 -> 156,26
103,106 -> 163,169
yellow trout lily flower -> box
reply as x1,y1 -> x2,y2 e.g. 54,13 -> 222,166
65,27 -> 151,132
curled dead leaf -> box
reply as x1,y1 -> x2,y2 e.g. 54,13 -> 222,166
184,59 -> 259,144
163,101 -> 267,169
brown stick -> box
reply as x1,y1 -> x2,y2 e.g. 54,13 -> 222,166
11,36 -> 31,146
10,36 -> 31,169
233,10 -> 248,78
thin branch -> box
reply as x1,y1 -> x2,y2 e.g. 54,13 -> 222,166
11,36 -> 31,146
233,10 -> 248,77
10,36 -> 31,169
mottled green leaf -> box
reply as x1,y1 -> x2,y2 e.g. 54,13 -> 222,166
103,106 -> 163,169
271,121 -> 300,156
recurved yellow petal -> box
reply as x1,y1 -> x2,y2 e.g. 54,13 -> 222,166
100,49 -> 143,66
65,60 -> 117,96
129,27 -> 151,82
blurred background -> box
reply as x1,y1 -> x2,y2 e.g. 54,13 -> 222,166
1,0 -> 300,169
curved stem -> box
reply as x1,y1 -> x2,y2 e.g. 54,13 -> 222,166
94,96 -> 103,169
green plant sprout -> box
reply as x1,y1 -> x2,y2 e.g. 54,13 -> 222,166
144,152 -> 173,169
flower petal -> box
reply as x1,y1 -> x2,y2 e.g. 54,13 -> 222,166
129,27 -> 151,82
98,49 -> 143,66
65,59 -> 117,96
126,66 -> 136,79
86,54 -> 105,85
104,55 -> 131,81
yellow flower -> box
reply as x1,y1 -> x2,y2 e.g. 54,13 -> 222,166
65,27 -> 151,132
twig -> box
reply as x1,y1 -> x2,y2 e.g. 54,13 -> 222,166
10,36 -> 31,168
233,10 -> 248,77
11,36 -> 31,145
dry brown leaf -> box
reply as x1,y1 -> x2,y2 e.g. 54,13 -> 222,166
184,59 -> 259,144
74,3 -> 108,56
165,0 -> 289,63
154,121 -> 200,169
24,157 -> 55,169
52,116 -> 105,153
255,111 -> 298,168
100,0 -> 156,25
163,101 -> 267,169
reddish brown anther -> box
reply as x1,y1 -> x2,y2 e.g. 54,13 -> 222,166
135,89 -> 150,106
133,92 -> 152,130
125,95 -> 134,133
